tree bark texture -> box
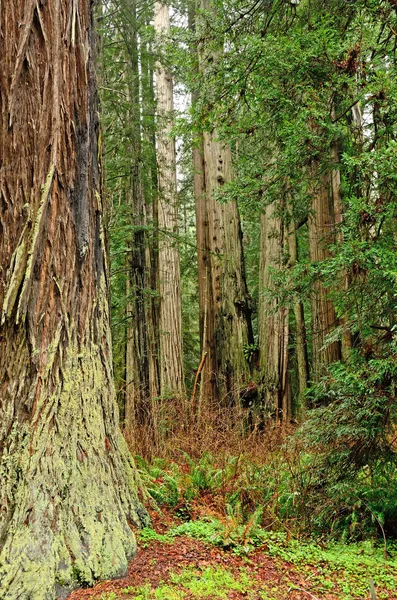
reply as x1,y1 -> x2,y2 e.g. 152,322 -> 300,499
308,161 -> 342,379
202,134 -> 253,405
154,2 -> 185,397
258,202 -> 290,420
195,0 -> 253,406
288,218 -> 309,417
331,137 -> 352,360
0,2 -> 148,597
122,0 -> 152,439
188,2 -> 216,410
193,132 -> 217,406
140,22 -> 161,402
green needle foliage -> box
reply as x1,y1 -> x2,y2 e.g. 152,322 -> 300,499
99,0 -> 397,542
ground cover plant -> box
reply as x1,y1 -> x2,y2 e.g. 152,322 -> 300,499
68,449 -> 397,600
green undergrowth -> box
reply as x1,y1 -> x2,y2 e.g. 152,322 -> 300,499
100,566 -> 254,599
131,452 -> 397,599
136,518 -> 397,598
100,519 -> 397,599
136,448 -> 397,542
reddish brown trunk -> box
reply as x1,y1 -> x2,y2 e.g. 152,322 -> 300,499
308,161 -> 342,379
258,201 -> 290,420
193,0 -> 253,407
155,2 -> 185,397
0,1 -> 147,596
122,0 -> 152,443
331,140 -> 353,359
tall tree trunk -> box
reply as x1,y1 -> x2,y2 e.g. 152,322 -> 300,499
202,134 -> 253,405
193,131 -> 217,407
258,202 -> 290,420
141,17 -> 161,402
122,0 -> 151,439
288,218 -> 309,417
196,0 -> 253,407
189,2 -> 217,408
154,2 -> 185,396
0,1 -> 148,597
331,139 -> 353,359
308,161 -> 342,379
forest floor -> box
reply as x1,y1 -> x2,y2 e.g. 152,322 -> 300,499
68,508 -> 397,600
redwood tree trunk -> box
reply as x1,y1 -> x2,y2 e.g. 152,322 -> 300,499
202,133 -> 253,405
331,138 -> 353,359
195,0 -> 253,406
141,18 -> 161,402
308,161 -> 342,379
258,202 -> 290,420
123,0 -> 151,440
189,1 -> 217,409
154,2 -> 185,397
288,217 -> 309,417
0,2 -> 147,597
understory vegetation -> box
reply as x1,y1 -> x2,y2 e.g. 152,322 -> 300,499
90,449 -> 397,599
101,0 -> 397,563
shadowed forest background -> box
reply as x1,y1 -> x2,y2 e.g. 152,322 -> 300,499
1,0 -> 397,598
102,0 -> 397,522
99,0 -> 397,593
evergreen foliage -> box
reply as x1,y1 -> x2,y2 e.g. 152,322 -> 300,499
100,0 -> 397,541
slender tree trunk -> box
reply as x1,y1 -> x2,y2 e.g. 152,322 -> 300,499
123,0 -> 151,439
141,19 -> 161,402
288,218 -> 309,417
308,161 -> 342,379
188,2 -> 217,407
193,131 -> 217,406
154,2 -> 185,396
331,131 -> 353,359
0,1 -> 148,597
258,202 -> 290,420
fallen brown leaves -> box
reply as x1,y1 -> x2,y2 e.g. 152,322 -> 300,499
68,528 -> 336,600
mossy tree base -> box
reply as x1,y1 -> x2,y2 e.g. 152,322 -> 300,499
0,333 -> 149,600
0,0 -> 148,597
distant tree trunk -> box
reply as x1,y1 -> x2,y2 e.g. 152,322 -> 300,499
258,201 -> 290,420
154,2 -> 185,396
193,130 -> 217,406
202,133 -> 254,405
331,139 -> 353,360
308,160 -> 342,379
196,0 -> 253,407
288,217 -> 309,417
123,0 -> 151,437
188,2 -> 217,408
141,17 -> 161,402
0,1 -> 148,597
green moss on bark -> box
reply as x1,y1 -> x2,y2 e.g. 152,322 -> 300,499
0,293 -> 148,599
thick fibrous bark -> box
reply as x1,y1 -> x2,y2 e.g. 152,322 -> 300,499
193,132 -> 217,405
141,22 -> 161,403
0,1 -> 148,598
193,0 -> 253,406
308,162 -> 342,379
189,2 -> 216,408
258,202 -> 289,419
154,2 -> 185,397
331,140 -> 352,359
204,139 -> 252,402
